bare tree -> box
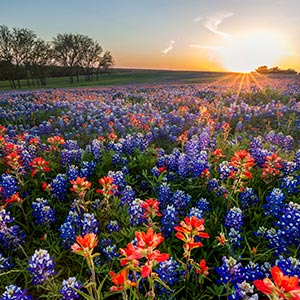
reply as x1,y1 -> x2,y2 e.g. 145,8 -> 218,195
10,27 -> 36,88
96,51 -> 114,80
0,25 -> 15,88
52,33 -> 85,83
79,38 -> 103,81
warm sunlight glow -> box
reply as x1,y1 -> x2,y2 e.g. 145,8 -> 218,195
220,31 -> 285,73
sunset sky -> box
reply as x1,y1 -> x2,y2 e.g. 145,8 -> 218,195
1,0 -> 300,72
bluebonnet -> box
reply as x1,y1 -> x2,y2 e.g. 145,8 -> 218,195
128,198 -> 144,226
80,213 -> 99,235
232,281 -> 258,300
255,226 -> 289,255
106,220 -> 121,234
224,207 -> 244,231
31,197 -> 55,226
156,257 -> 183,299
59,210 -> 81,248
158,183 -> 172,208
50,174 -> 68,201
161,204 -> 179,238
0,208 -> 25,251
280,176 -> 299,194
274,201 -> 300,248
294,149 -> 300,170
61,149 -> 83,167
67,165 -> 79,181
59,277 -> 82,300
99,238 -> 119,261
90,139 -> 102,161
0,252 -> 12,272
188,207 -> 203,219
215,256 -> 244,285
171,190 -> 191,215
228,228 -> 242,249
275,255 -> 300,277
0,174 -> 18,199
263,188 -> 285,217
28,249 -> 56,284
79,161 -> 96,178
120,185 -> 135,206
207,178 -> 227,197
243,261 -> 265,281
108,170 -> 126,191
196,197 -> 210,214
218,160 -> 234,180
0,284 -> 31,300
240,188 -> 259,209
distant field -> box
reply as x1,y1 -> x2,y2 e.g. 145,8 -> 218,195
0,69 -> 232,91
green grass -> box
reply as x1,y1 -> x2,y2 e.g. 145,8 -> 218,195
0,69 -> 230,91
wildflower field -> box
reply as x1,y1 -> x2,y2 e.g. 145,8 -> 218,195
0,74 -> 300,299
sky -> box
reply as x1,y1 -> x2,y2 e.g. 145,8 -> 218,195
1,0 -> 300,72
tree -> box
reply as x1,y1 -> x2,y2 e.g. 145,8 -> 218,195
79,38 -> 103,81
52,33 -> 88,83
10,27 -> 37,88
96,51 -> 114,80
0,25 -> 15,88
30,39 -> 52,86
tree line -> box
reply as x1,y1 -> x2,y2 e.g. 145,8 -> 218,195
0,25 -> 114,88
255,65 -> 298,75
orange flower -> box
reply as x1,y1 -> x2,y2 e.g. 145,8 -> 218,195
119,242 -> 142,267
195,259 -> 209,276
135,227 -> 165,249
71,233 -> 98,257
96,176 -> 117,196
30,157 -> 51,177
254,266 -> 300,300
110,269 -> 137,292
70,177 -> 91,199
4,192 -> 23,207
174,216 -> 210,257
47,135 -> 65,150
141,198 -> 162,220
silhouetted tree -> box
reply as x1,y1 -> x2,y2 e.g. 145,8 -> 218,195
96,51 -> 114,80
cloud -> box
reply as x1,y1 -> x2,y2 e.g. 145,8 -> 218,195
162,40 -> 175,55
193,16 -> 202,22
204,11 -> 234,40
189,44 -> 220,51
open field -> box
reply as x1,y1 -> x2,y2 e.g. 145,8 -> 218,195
0,69 -> 235,90
0,74 -> 300,299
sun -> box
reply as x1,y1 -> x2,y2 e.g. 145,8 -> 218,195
219,31 -> 285,73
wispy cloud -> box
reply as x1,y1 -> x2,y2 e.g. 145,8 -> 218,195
204,11 -> 234,40
189,44 -> 221,51
162,40 -> 175,55
193,16 -> 202,22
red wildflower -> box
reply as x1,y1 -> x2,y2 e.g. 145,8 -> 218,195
254,266 -> 300,300
195,259 -> 209,276
212,148 -> 226,162
4,192 -> 23,207
47,135 -> 65,150
229,150 -> 255,180
174,216 -> 210,256
262,153 -> 283,179
70,177 -> 91,199
119,242 -> 142,267
71,233 -> 98,258
29,157 -> 51,177
110,269 -> 137,292
135,227 -> 165,249
141,198 -> 162,220
96,176 -> 117,196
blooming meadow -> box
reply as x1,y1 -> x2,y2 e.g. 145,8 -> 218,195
0,76 -> 300,299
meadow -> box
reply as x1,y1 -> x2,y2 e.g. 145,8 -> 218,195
0,72 -> 300,300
